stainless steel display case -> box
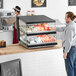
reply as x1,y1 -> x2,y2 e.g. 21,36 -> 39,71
17,15 -> 57,48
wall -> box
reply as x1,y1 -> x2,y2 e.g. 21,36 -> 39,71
3,0 -> 76,23
0,0 -> 75,43
0,31 -> 13,44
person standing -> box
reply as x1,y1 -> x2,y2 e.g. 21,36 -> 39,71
56,11 -> 76,76
63,12 -> 76,76
5,6 -> 21,44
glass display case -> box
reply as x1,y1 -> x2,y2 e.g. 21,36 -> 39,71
17,15 -> 57,48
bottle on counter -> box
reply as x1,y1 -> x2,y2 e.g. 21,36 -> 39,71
27,10 -> 31,16
31,10 -> 35,16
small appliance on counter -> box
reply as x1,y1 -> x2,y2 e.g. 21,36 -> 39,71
0,10 -> 15,31
17,15 -> 57,48
0,11 -> 15,45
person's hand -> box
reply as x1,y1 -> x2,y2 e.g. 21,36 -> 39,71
4,18 -> 8,21
63,52 -> 67,59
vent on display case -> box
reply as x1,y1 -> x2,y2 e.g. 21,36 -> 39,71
0,59 -> 22,76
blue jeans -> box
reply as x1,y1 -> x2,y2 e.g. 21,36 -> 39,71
64,46 -> 76,76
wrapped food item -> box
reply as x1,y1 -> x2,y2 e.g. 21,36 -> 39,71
36,35 -> 50,42
36,35 -> 55,42
43,23 -> 56,31
35,37 -> 43,43
49,26 -> 56,31
33,27 -> 38,31
43,23 -> 48,27
27,36 -> 37,44
27,36 -> 43,44
41,35 -> 50,42
49,36 -> 55,42
30,40 -> 36,44
43,23 -> 50,31
34,24 -> 45,31
26,28 -> 32,32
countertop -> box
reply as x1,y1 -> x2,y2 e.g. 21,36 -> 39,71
0,40 -> 62,55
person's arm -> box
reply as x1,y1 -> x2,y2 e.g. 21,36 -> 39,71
5,17 -> 16,24
56,26 -> 65,32
63,29 -> 73,59
56,19 -> 66,32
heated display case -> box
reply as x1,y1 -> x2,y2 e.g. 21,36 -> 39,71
17,15 -> 57,48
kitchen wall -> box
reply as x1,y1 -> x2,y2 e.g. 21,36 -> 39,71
0,0 -> 76,42
0,31 -> 13,44
3,0 -> 76,23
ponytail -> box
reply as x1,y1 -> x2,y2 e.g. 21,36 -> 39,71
73,15 -> 76,19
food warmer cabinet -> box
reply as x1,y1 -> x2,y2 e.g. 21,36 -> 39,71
17,15 -> 57,48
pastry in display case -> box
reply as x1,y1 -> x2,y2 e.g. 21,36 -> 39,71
17,15 -> 57,48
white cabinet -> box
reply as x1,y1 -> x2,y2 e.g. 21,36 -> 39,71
0,49 -> 67,76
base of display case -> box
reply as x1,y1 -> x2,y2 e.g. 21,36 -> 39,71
19,41 -> 57,49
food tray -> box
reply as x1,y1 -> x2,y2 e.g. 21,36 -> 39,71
19,40 -> 57,49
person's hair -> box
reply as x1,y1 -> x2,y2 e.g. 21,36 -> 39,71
14,6 -> 21,13
14,9 -> 20,13
66,12 -> 76,21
